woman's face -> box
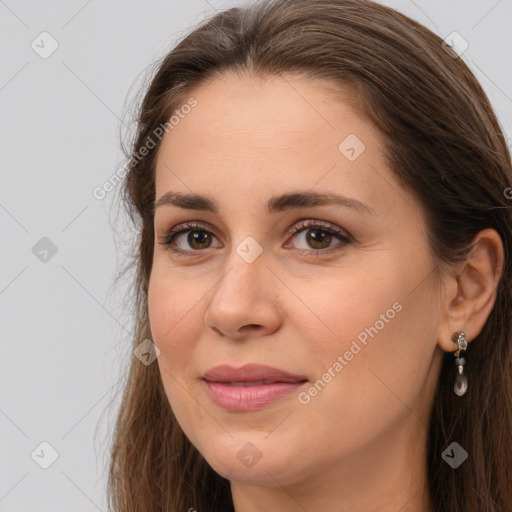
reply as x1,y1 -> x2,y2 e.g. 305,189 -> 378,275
148,72 -> 446,490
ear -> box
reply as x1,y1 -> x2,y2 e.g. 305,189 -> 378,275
437,228 -> 504,352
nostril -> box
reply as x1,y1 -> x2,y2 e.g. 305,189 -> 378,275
241,324 -> 260,330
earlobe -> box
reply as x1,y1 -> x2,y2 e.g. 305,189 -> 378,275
436,228 -> 504,352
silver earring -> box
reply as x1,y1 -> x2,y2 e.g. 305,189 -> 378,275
452,331 -> 468,396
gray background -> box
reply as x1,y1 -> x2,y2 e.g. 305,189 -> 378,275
1,0 -> 511,510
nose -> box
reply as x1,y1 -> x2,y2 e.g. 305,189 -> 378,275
203,250 -> 282,341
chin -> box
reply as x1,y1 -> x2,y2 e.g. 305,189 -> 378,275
199,437 -> 302,486
207,455 -> 291,486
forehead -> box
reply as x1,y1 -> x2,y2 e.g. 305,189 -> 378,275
158,72 -> 368,157
153,72 -> 400,219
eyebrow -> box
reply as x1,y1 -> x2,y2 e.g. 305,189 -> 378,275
153,190 -> 375,215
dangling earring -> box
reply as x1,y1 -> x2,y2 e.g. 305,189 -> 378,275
452,331 -> 468,396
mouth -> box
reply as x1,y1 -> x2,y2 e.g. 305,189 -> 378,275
214,379 -> 308,387
201,364 -> 308,411
202,363 -> 307,384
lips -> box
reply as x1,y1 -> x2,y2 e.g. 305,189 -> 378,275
201,364 -> 308,411
202,363 -> 307,384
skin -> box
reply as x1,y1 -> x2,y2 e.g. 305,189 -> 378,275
148,71 -> 504,512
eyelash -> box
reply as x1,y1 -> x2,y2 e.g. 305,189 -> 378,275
157,219 -> 352,258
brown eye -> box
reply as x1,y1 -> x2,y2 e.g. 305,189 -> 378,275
162,224 -> 221,254
184,230 -> 213,250
302,228 -> 334,250
285,220 -> 351,255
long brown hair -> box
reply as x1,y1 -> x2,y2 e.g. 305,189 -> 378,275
106,1 -> 512,510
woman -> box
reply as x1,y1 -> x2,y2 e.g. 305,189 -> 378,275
107,0 -> 512,510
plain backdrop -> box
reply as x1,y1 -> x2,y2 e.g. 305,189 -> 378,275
1,0 -> 511,510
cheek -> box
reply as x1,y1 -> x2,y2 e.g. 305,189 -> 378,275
305,275 -> 439,432
292,270 -> 403,361
296,263 -> 438,399
147,268 -> 203,371
147,271 -> 207,438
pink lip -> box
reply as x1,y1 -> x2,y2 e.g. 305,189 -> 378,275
202,364 -> 308,411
